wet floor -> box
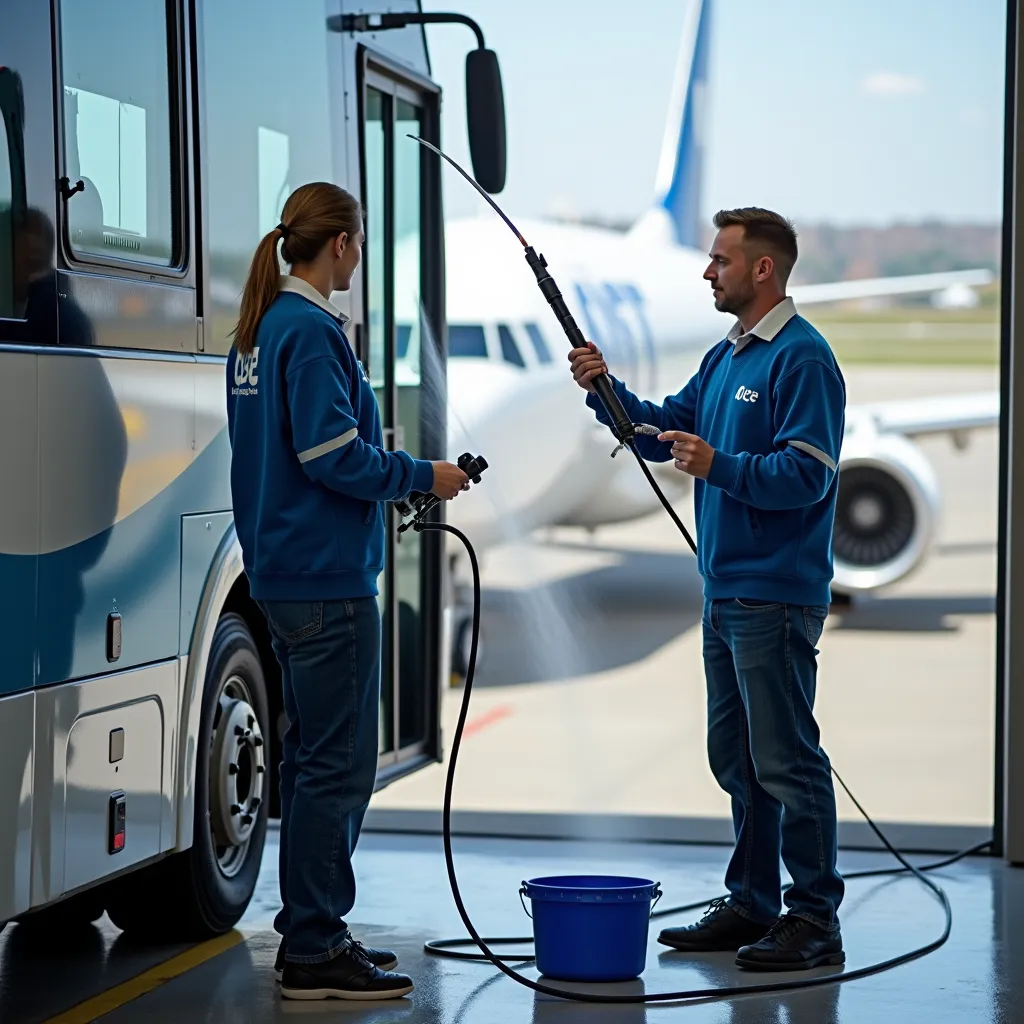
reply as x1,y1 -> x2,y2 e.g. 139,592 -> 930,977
4,829 -> 1021,1023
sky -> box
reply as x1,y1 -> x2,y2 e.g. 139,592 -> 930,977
422,0 -> 1008,229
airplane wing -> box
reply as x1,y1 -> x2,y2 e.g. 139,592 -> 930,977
849,391 -> 999,439
790,268 -> 995,306
789,269 -> 1000,443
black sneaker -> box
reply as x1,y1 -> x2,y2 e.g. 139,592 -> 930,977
280,940 -> 414,1001
658,898 -> 776,952
274,935 -> 398,982
735,913 -> 845,971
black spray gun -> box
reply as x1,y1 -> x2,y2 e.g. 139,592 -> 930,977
407,135 -> 696,555
396,451 -> 489,537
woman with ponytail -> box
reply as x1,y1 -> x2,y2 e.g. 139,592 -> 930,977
226,181 -> 468,1002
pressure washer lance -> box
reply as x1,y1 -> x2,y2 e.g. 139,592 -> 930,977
396,452 -> 488,537
406,134 -> 990,1005
410,134 -> 697,555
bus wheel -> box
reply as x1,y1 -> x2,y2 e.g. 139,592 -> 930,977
106,613 -> 270,939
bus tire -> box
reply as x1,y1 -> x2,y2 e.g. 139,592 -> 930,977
106,612 -> 270,939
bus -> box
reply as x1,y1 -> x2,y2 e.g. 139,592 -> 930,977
0,0 -> 504,939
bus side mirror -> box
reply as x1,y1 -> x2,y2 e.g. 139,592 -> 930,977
465,48 -> 506,194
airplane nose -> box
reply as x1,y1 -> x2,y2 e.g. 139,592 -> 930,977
443,361 -> 593,546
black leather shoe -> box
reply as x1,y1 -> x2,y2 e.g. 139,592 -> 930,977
275,935 -> 398,982
280,940 -> 414,1001
658,898 -> 776,952
735,913 -> 845,970
350,938 -> 399,971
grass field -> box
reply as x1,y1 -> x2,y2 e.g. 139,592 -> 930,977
804,290 -> 1001,366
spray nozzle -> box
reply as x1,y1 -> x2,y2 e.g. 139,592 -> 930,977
396,452 -> 489,536
611,423 -> 661,457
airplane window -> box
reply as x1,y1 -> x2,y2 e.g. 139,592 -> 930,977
397,324 -> 412,360
0,105 -> 11,317
497,324 -> 526,368
448,324 -> 487,358
524,322 -> 553,363
59,0 -> 175,267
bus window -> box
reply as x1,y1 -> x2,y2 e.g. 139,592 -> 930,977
0,104 -> 12,317
58,0 -> 176,267
497,323 -> 526,368
201,0 -> 337,355
524,322 -> 553,363
448,324 -> 487,358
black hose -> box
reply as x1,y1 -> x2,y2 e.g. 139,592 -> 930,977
415,518 -> 991,1004
628,440 -> 697,553
405,133 -> 982,999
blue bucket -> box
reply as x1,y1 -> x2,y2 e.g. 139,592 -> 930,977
519,875 -> 662,982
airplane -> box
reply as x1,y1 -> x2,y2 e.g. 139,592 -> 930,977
396,0 -> 1000,667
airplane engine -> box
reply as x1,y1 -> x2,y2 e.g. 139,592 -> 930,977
831,427 -> 941,594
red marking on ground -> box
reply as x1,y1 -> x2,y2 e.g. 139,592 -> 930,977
463,703 -> 514,738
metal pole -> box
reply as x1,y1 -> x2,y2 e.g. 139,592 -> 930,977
1002,0 -> 1024,865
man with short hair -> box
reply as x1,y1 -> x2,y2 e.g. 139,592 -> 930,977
569,207 -> 847,971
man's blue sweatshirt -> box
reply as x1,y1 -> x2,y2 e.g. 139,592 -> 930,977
225,277 -> 435,601
587,298 -> 846,607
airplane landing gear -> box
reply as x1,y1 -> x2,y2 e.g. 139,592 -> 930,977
449,573 -> 484,684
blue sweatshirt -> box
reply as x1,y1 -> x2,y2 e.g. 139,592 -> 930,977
587,298 -> 846,606
225,276 -> 435,601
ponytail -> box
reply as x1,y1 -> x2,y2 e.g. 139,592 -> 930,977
232,181 -> 364,355
233,226 -> 285,355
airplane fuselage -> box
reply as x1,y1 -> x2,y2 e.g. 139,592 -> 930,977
424,215 -> 732,548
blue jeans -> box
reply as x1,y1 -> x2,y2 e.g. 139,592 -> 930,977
258,597 -> 381,963
703,597 -> 844,931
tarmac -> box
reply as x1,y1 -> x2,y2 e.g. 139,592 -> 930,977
373,366 -> 1001,831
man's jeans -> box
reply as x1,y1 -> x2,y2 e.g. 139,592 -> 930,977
703,597 -> 844,931
258,597 -> 381,963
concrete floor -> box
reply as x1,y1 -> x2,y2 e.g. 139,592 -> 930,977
4,829 -> 1022,1023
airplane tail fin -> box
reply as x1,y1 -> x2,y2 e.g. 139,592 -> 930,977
628,0 -> 712,249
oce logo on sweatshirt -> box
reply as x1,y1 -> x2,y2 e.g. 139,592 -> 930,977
734,385 -> 759,403
233,348 -> 260,397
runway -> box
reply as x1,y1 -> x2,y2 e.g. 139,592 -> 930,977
374,365 -> 1001,833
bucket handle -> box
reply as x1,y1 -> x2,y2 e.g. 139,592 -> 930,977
518,884 -> 532,919
650,882 -> 663,918
518,882 -> 663,918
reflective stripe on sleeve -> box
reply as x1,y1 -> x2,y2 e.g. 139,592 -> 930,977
297,428 -> 359,464
788,440 -> 837,471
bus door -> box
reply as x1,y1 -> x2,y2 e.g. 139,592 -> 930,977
359,51 -> 447,785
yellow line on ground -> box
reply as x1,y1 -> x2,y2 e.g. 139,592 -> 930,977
42,929 -> 244,1024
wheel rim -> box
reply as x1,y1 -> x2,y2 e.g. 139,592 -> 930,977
209,673 -> 266,878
